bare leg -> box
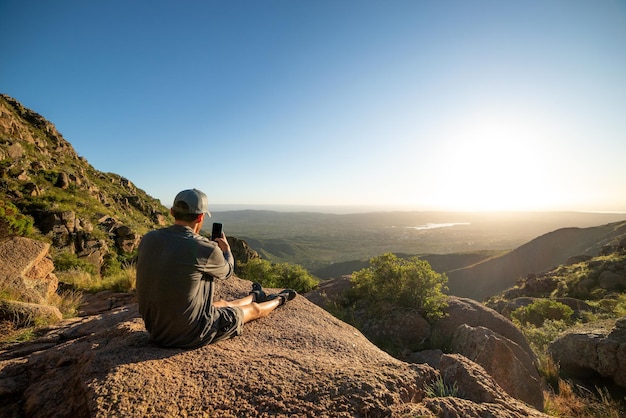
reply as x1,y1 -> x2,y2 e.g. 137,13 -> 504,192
213,296 -> 283,323
238,299 -> 282,323
213,294 -> 254,308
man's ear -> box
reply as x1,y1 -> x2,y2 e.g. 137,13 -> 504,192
170,208 -> 175,216
196,213 -> 204,223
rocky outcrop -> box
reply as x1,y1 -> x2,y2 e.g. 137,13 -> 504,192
548,317 -> 626,389
0,277 -> 547,417
0,237 -> 58,304
306,281 -> 544,411
97,216 -> 140,254
362,309 -> 432,351
0,237 -> 62,328
426,297 -> 543,409
227,236 -> 260,274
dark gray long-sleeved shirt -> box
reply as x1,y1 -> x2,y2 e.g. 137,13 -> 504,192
136,224 -> 234,348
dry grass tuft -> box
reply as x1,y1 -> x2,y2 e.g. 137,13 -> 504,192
544,379 -> 625,417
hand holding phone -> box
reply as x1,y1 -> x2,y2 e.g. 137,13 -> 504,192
211,222 -> 223,241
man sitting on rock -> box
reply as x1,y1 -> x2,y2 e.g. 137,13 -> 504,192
136,188 -> 296,348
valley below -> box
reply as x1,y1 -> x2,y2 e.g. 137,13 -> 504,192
206,210 -> 626,279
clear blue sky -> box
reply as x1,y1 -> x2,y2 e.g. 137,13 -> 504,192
2,1 -> 625,212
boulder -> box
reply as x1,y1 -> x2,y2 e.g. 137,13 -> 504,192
54,172 -> 70,189
306,280 -> 544,409
360,308 -> 431,351
0,277 -> 548,417
0,299 -> 62,327
435,354 -> 546,417
450,324 -> 544,410
75,232 -> 109,269
520,273 -> 559,297
393,354 -> 547,417
597,270 -> 626,291
112,225 -> 140,253
429,297 -> 537,364
548,318 -> 626,389
22,182 -> 41,197
0,237 -> 58,304
6,142 -> 23,159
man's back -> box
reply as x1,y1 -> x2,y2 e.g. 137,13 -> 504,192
136,224 -> 233,348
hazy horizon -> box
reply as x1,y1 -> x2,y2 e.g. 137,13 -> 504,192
206,203 -> 626,216
2,1 -> 625,213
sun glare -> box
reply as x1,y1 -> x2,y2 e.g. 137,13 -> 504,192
429,108 -> 559,211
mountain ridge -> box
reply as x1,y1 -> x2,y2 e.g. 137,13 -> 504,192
447,220 -> 626,300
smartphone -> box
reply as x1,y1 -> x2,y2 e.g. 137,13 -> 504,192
211,222 -> 223,241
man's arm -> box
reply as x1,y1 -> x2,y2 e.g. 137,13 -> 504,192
206,232 -> 234,280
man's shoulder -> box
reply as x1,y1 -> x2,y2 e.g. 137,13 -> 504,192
140,225 -> 179,244
143,226 -> 170,238
143,225 -> 212,245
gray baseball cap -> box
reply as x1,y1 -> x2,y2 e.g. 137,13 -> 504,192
172,189 -> 211,217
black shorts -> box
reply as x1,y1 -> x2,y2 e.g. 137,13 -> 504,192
210,306 -> 244,343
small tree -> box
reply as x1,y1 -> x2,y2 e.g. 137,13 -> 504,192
350,253 -> 448,320
239,258 -> 318,294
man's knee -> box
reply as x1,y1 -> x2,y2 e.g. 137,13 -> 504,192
241,302 -> 262,323
213,300 -> 228,308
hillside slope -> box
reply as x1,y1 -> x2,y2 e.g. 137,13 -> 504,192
0,94 -> 169,271
447,220 -> 626,300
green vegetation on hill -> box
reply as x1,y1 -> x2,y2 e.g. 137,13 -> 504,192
511,299 -> 575,327
0,200 -> 34,240
484,245 -> 626,414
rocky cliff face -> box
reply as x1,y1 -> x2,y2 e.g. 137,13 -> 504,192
0,94 -> 169,273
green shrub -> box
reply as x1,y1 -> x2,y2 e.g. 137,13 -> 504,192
350,253 -> 448,320
238,258 -> 318,293
39,170 -> 60,183
53,251 -> 98,275
511,299 -> 574,327
0,200 -> 34,238
101,250 -> 137,279
518,319 -> 572,354
99,264 -> 136,292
